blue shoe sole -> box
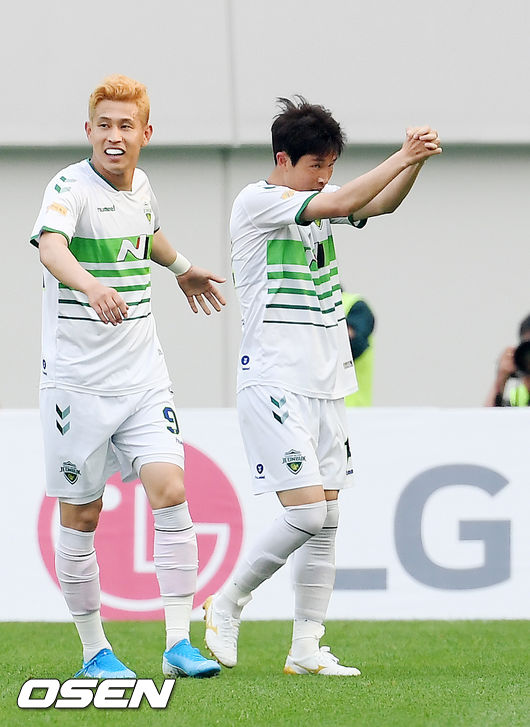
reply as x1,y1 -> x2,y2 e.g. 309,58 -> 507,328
162,656 -> 220,679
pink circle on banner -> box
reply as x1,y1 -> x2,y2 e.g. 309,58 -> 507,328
38,443 -> 244,620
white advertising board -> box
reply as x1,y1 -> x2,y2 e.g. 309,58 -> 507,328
1,408 -> 528,621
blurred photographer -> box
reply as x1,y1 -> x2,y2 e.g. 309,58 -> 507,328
342,292 -> 375,407
485,314 -> 530,407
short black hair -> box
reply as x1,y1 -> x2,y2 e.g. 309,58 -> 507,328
519,314 -> 530,339
271,95 -> 346,166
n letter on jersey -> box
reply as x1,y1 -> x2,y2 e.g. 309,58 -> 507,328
117,235 -> 149,262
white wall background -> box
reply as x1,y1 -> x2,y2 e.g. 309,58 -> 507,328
1,0 -> 529,408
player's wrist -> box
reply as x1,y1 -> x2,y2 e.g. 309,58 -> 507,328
393,148 -> 411,171
81,276 -> 103,297
168,254 -> 192,277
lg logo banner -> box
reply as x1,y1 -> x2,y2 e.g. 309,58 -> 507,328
38,444 -> 243,618
335,464 -> 511,591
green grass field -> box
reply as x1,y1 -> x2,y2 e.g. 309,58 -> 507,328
1,620 -> 528,727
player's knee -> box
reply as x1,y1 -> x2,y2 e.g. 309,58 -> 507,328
285,500 -> 327,536
59,499 -> 102,531
149,480 -> 186,509
141,463 -> 186,509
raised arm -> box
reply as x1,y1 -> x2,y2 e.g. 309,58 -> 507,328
352,127 -> 441,219
151,229 -> 226,315
39,231 -> 128,325
301,127 -> 442,222
484,347 -> 516,406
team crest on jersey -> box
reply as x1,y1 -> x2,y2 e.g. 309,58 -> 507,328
282,449 -> 306,474
60,461 -> 81,485
144,201 -> 152,222
314,219 -> 322,228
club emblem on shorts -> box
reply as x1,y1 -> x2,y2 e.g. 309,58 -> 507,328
282,449 -> 306,475
60,461 -> 81,485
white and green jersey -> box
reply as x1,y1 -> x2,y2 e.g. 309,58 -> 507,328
31,159 -> 170,396
231,180 -> 365,399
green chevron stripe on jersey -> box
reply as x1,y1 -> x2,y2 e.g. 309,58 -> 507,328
267,270 -> 312,281
85,266 -> 150,278
267,284 -> 340,299
58,282 -> 151,293
267,239 -> 308,266
58,297 -> 151,307
58,313 -> 152,322
69,235 -> 153,263
265,235 -> 342,325
263,317 -> 343,328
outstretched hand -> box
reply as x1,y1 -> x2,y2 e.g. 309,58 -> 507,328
176,266 -> 227,315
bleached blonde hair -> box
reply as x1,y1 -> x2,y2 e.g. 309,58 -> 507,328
88,74 -> 150,124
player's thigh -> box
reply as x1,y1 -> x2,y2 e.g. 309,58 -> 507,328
237,386 -> 322,494
40,388 -> 122,505
112,386 -> 185,484
317,397 -> 354,491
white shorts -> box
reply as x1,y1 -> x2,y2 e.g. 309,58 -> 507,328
237,385 -> 354,495
40,386 -> 184,505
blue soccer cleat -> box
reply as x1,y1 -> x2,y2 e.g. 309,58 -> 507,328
162,639 -> 221,678
74,648 -> 136,679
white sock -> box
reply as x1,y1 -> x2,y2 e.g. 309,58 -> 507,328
153,502 -> 198,649
217,500 -> 327,618
291,620 -> 325,660
162,595 -> 194,649
291,500 -> 339,658
74,612 -> 112,663
55,525 -> 111,662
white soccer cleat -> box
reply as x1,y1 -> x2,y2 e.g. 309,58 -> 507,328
203,595 -> 240,668
284,646 -> 361,676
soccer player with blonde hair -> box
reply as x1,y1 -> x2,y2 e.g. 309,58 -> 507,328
31,74 -> 224,679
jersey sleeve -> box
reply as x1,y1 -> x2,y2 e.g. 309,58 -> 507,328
240,184 -> 319,231
323,184 -> 367,228
148,183 -> 161,232
336,215 -> 367,228
30,172 -> 83,247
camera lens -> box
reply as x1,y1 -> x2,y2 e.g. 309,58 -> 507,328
514,340 -> 530,375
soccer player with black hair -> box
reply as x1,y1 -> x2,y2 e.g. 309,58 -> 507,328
204,96 -> 441,676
